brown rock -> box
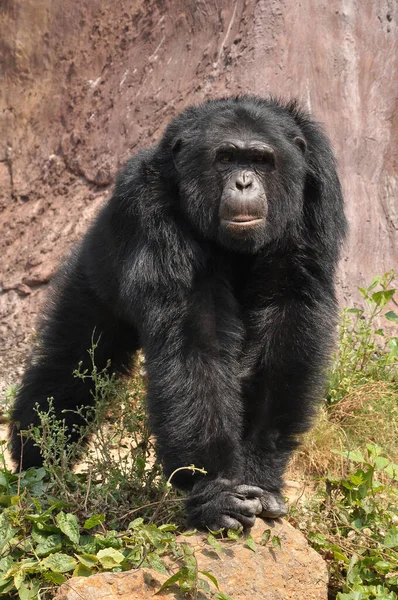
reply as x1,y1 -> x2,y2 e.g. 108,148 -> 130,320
54,519 -> 328,600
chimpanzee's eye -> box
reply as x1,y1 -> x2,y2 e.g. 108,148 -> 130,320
217,151 -> 234,163
252,154 -> 268,163
250,148 -> 276,168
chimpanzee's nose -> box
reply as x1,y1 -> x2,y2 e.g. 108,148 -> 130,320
235,171 -> 253,191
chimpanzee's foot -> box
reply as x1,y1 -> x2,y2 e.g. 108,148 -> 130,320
186,478 -> 263,530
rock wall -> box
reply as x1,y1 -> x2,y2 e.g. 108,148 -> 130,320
0,0 -> 397,384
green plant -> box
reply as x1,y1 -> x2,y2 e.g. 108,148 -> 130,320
21,344 -> 182,528
291,444 -> 398,600
327,271 -> 397,406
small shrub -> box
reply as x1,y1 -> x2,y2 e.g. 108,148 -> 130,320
327,271 -> 397,406
290,445 -> 398,600
21,345 -> 184,528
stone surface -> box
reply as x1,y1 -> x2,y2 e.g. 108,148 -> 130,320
0,1 -> 397,383
54,519 -> 328,600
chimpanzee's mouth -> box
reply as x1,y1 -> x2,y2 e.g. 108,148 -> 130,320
223,216 -> 264,227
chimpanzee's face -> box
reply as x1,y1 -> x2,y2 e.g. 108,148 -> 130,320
171,102 -> 308,253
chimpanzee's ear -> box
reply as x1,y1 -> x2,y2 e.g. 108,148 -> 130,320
293,136 -> 307,155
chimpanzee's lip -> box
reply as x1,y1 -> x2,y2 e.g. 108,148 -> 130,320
222,216 -> 264,227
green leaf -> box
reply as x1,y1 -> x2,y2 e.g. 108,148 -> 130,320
76,553 -> 99,568
308,532 -> 326,546
260,529 -> 271,546
369,276 -> 382,289
0,578 -> 14,595
333,549 -> 349,564
180,529 -> 198,537
73,563 -> 93,577
371,289 -> 395,307
83,514 -> 105,530
245,535 -> 256,552
96,548 -> 125,569
43,571 -> 67,584
41,552 -> 78,573
197,578 -> 211,593
56,512 -> 80,545
135,456 -> 146,472
385,310 -> 398,323
78,534 -> 98,554
383,461 -> 398,480
214,592 -> 234,600
127,517 -> 144,529
23,467 -> 46,483
349,472 -> 366,486
15,579 -> 41,600
271,535 -> 281,549
35,534 -> 62,557
366,443 -> 383,457
147,553 -> 167,574
332,449 -> 366,463
389,338 -> 398,358
226,527 -> 243,540
384,529 -> 398,548
14,569 -> 25,590
199,570 -> 219,589
0,557 -> 13,576
155,570 -> 182,593
158,524 -> 178,532
0,513 -> 17,553
206,534 -> 223,553
373,456 -> 390,470
8,559 -> 38,575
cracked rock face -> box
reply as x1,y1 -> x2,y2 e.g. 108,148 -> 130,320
54,519 -> 329,600
0,0 -> 397,387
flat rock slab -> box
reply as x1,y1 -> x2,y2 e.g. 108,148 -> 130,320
55,519 -> 328,600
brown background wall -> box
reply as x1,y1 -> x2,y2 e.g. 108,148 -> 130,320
0,0 -> 397,387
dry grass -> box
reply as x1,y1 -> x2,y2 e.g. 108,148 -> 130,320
328,381 -> 398,461
288,406 -> 347,480
289,380 -> 398,481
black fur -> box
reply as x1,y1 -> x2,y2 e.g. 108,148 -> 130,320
10,96 -> 347,530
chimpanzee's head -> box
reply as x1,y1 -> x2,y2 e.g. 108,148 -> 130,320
160,96 -> 316,253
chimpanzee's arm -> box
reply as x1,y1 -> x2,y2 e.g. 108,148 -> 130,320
112,222 -> 262,529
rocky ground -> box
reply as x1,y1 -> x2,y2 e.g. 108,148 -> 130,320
54,518 -> 329,600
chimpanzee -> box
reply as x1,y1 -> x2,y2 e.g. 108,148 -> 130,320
10,96 -> 347,530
